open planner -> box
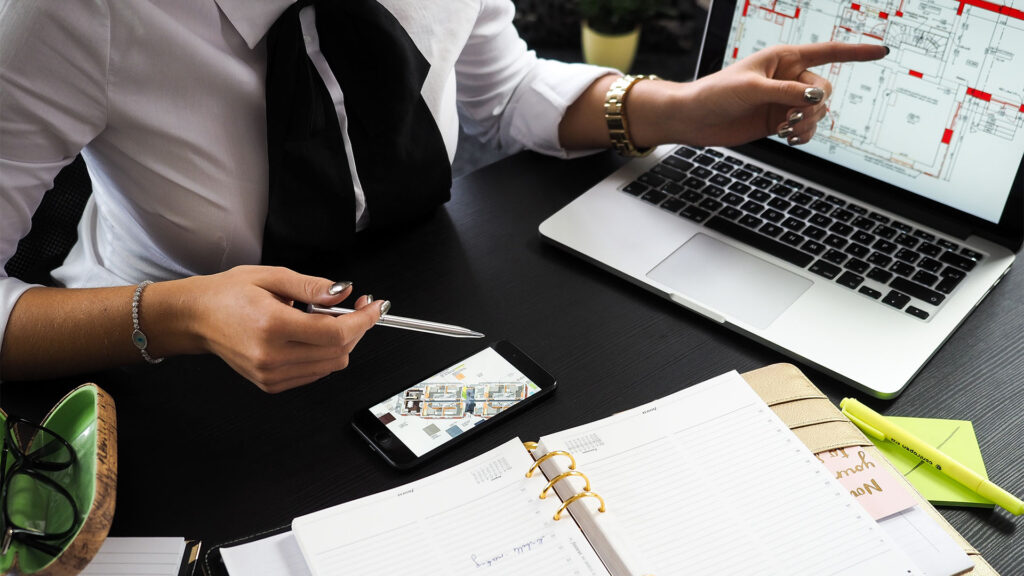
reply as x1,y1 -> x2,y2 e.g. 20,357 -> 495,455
204,366 -> 991,576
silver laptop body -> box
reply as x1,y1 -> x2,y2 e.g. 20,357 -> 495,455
540,0 -> 1022,398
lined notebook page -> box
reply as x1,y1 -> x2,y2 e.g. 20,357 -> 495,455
80,537 -> 185,575
292,438 -> 610,576
536,371 -> 921,576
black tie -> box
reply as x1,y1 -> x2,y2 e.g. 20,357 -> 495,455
261,0 -> 452,278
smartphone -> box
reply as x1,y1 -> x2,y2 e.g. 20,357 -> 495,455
352,341 -> 556,469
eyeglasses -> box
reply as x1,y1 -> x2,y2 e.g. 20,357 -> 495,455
1,416 -> 80,557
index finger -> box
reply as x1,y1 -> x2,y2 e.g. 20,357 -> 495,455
795,42 -> 889,68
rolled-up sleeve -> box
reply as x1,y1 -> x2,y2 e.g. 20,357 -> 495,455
0,0 -> 109,357
455,0 -> 616,158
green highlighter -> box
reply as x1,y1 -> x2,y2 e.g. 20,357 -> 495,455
840,397 -> 1024,516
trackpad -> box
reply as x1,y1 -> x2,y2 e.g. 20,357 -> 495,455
647,233 -> 812,329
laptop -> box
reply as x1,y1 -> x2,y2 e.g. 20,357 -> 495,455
540,0 -> 1024,398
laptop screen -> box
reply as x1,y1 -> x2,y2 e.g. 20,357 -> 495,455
704,0 -> 1024,231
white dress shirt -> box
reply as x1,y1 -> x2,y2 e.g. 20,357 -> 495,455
0,0 -> 612,354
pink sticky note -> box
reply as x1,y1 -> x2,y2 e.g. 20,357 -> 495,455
816,447 -> 916,520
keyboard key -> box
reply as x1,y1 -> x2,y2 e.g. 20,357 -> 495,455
935,275 -> 962,294
851,216 -> 875,230
719,206 -> 743,220
851,230 -> 875,245
750,176 -> 774,189
705,216 -> 814,267
680,188 -> 703,203
801,240 -> 826,255
709,174 -> 731,187
894,233 -> 919,248
731,170 -> 754,183
641,190 -> 668,205
691,166 -> 714,180
711,161 -> 735,175
790,192 -> 813,206
889,261 -> 915,277
846,204 -> 868,215
803,187 -> 825,198
844,257 -> 870,274
872,239 -> 897,254
783,179 -> 805,190
768,197 -> 792,211
741,200 -> 766,215
803,226 -> 827,240
874,224 -> 897,239
763,171 -> 785,182
759,223 -> 784,237
662,182 -> 684,196
770,184 -> 795,198
699,198 -> 723,212
738,214 -> 763,229
781,217 -> 805,232
866,252 -> 892,267
937,238 -> 959,251
809,213 -> 833,228
780,231 -> 803,246
638,172 -> 666,187
918,242 -> 941,257
704,148 -> 724,158
623,182 -> 647,196
940,266 -> 966,281
724,155 -> 745,166
844,243 -> 870,259
867,267 -> 893,283
911,270 -> 939,286
679,204 -> 711,223
728,181 -> 752,195
891,221 -> 913,232
825,194 -> 846,206
693,153 -> 717,166
683,176 -> 705,190
836,271 -> 864,289
913,229 -> 935,242
823,234 -> 848,249
859,286 -> 882,299
761,209 -> 785,223
894,248 -> 920,264
673,146 -> 698,159
749,190 -> 771,203
832,209 -> 854,222
662,156 -> 694,172
809,260 -> 842,279
961,247 -> 984,261
660,197 -> 686,213
890,277 -> 945,306
882,290 -> 911,310
918,257 -> 942,273
823,249 -> 847,265
788,205 -> 812,219
810,200 -> 833,214
906,306 -> 929,320
722,192 -> 744,206
703,185 -> 725,198
939,250 -> 977,271
652,164 -> 686,182
743,163 -> 765,174
829,222 -> 854,236
868,212 -> 890,223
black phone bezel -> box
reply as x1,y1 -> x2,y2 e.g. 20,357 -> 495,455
351,340 -> 556,469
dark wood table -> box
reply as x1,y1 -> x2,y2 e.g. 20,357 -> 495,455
3,150 -> 1021,573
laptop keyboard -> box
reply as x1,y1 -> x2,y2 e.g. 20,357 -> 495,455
621,145 -> 985,321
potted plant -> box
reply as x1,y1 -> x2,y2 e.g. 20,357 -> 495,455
578,0 -> 665,72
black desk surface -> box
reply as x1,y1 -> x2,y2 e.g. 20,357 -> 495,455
3,151 -> 1021,573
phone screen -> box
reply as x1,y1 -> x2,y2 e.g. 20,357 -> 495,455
366,346 -> 543,457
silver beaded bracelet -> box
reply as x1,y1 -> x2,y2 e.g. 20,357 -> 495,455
131,280 -> 164,364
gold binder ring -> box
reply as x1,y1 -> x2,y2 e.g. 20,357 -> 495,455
526,450 -> 576,478
554,491 -> 606,521
540,470 -> 591,499
522,441 -> 538,451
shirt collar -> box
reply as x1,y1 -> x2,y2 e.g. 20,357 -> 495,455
214,0 -> 297,49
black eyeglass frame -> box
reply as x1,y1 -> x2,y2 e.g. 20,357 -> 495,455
0,416 -> 81,557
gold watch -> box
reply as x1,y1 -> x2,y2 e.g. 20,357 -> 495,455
604,74 -> 659,157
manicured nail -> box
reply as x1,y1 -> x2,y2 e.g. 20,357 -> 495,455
379,300 -> 391,318
328,281 -> 352,295
787,135 -> 802,146
364,294 -> 374,304
804,87 -> 825,103
787,111 -> 804,125
777,125 -> 795,139
884,46 -> 891,55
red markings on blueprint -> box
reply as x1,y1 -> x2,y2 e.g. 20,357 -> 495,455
942,129 -> 954,144
909,70 -> 924,78
967,87 -> 992,101
957,0 -> 1024,20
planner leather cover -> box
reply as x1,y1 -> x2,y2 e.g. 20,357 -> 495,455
742,363 -> 997,576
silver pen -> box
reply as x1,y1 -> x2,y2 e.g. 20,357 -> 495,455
307,304 -> 485,339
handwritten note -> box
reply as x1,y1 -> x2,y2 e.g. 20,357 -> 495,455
816,447 -> 915,520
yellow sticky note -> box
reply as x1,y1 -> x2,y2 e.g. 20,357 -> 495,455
869,417 -> 993,508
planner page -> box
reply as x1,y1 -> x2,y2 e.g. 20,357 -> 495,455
292,438 -> 610,576
535,371 -> 922,576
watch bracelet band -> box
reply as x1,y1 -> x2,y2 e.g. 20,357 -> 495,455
132,280 -> 164,364
604,74 -> 659,157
